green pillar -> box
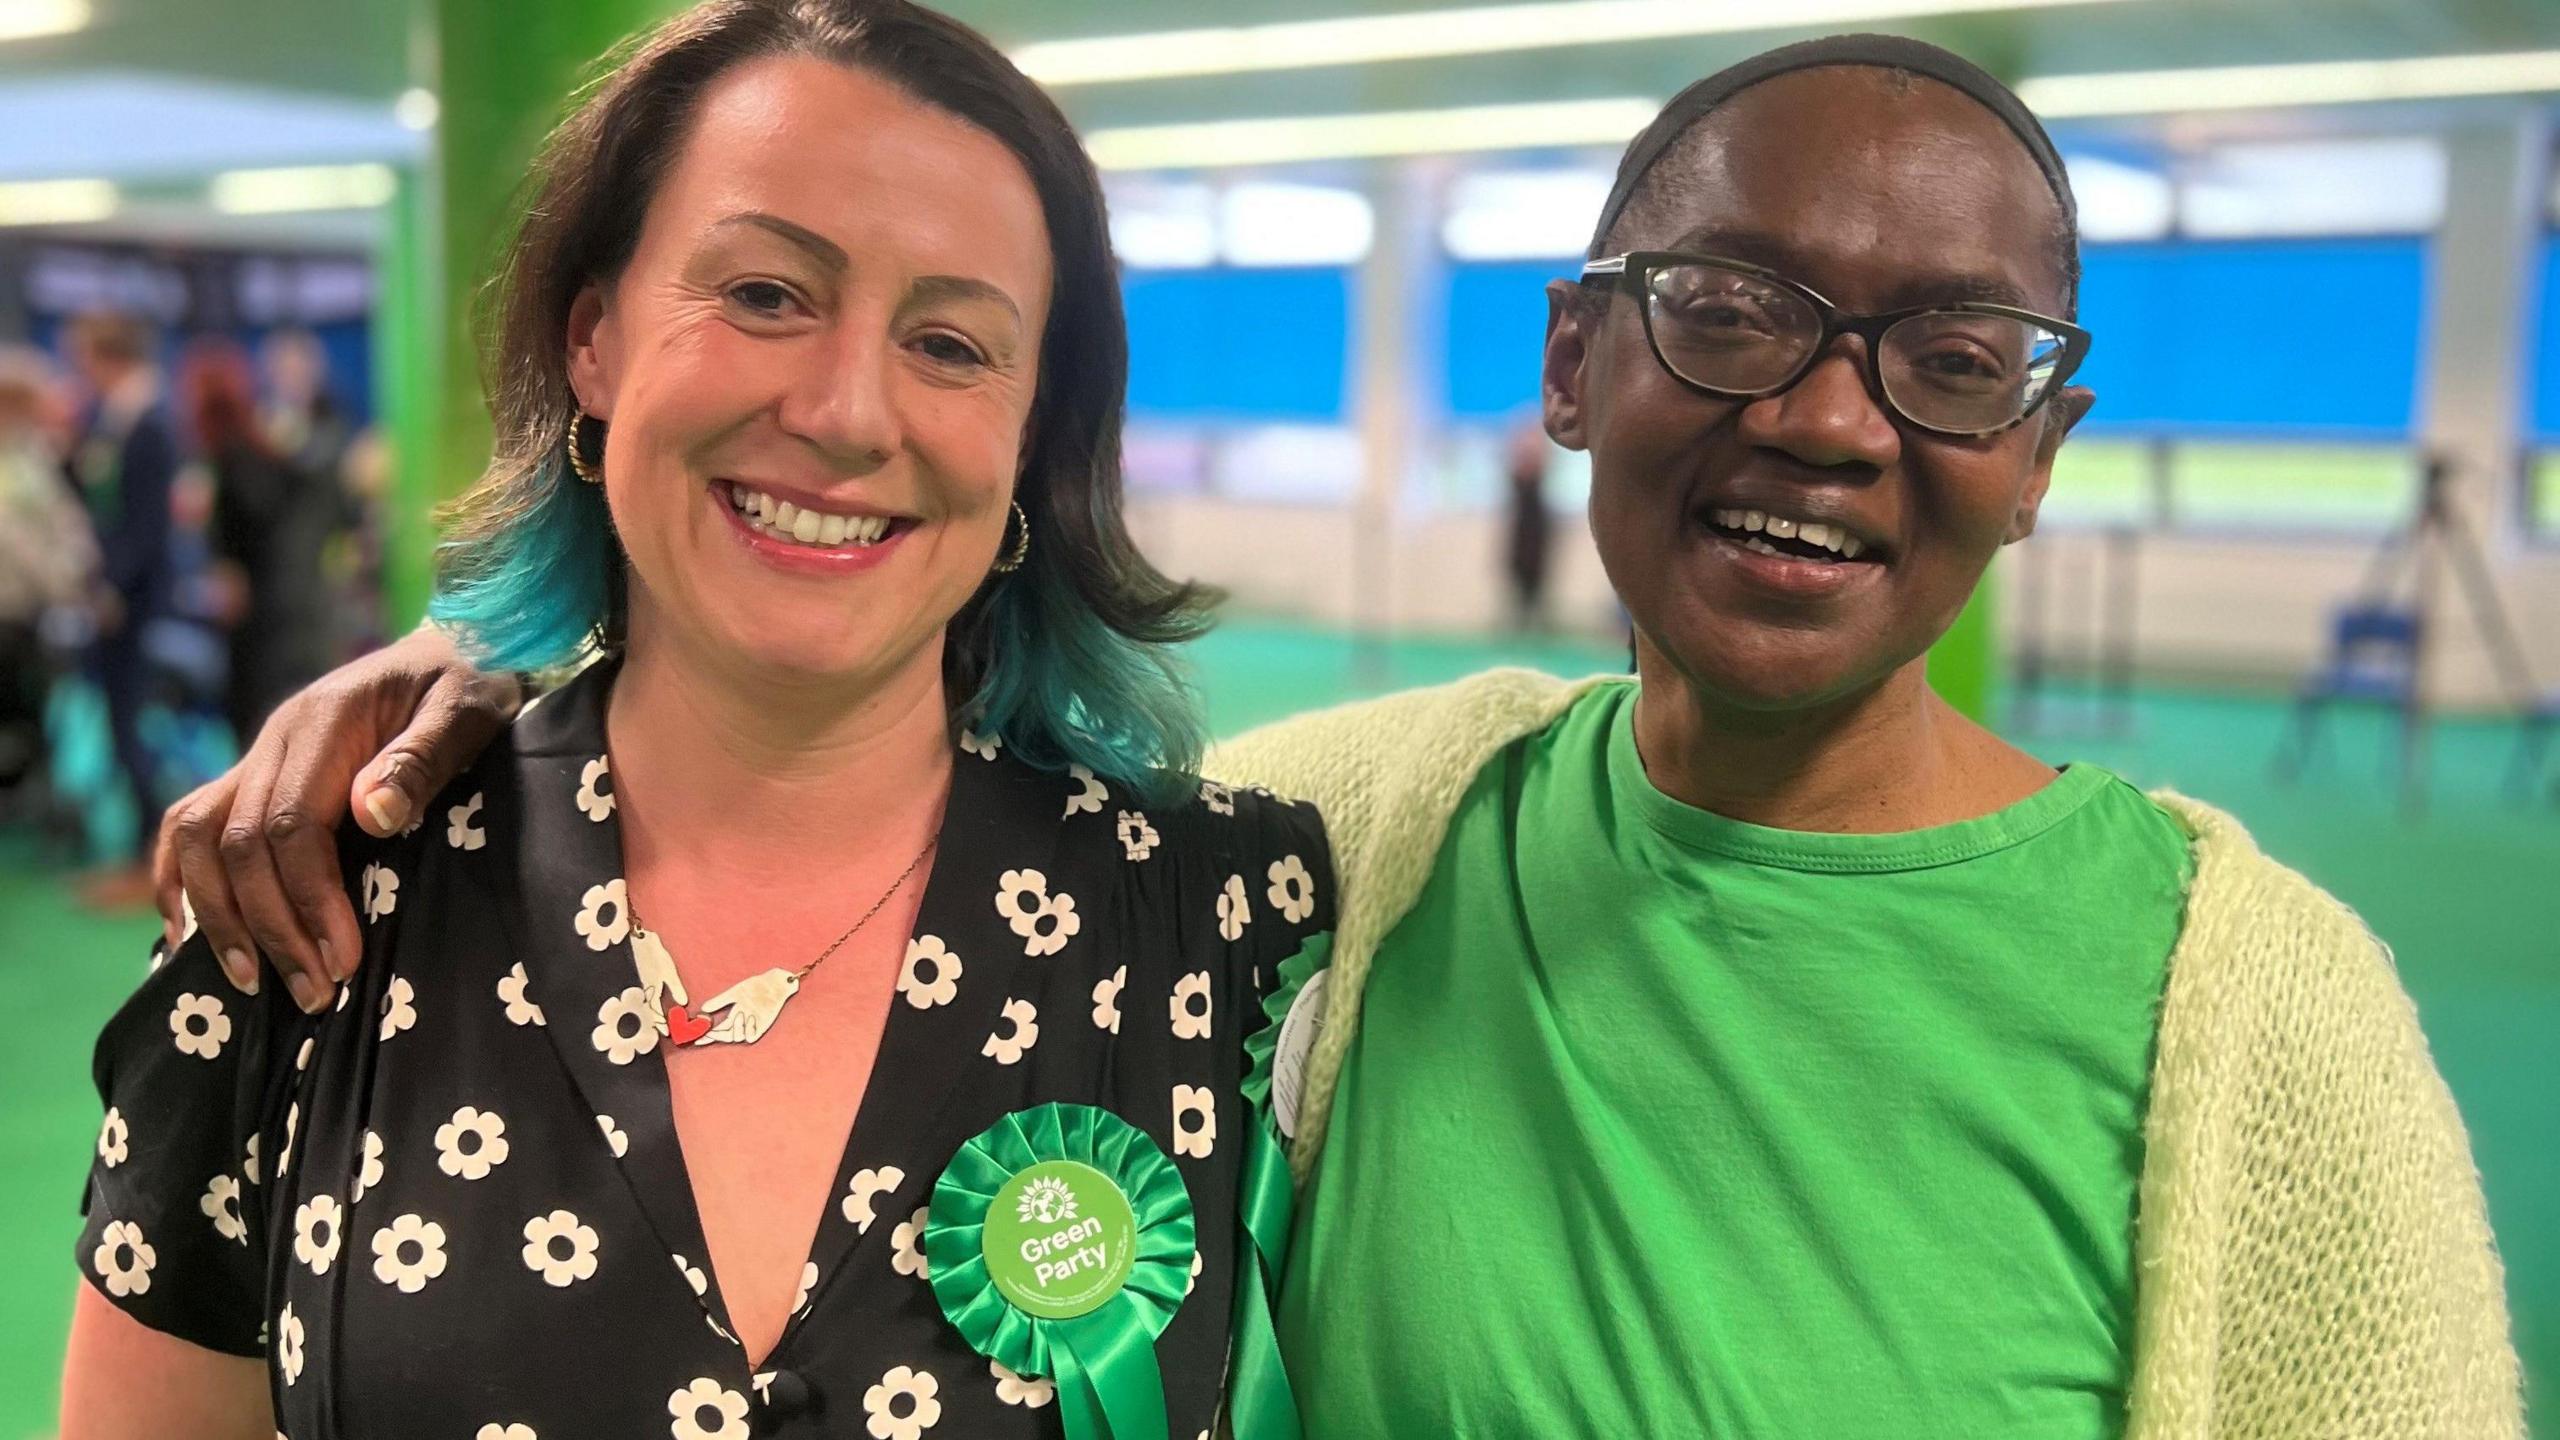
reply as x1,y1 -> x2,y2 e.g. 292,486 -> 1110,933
377,0 -> 676,629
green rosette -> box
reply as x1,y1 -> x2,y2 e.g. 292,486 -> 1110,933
927,1103 -> 1195,1440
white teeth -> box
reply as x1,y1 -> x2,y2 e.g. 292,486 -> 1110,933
1707,502 -> 1871,560
1797,522 -> 1832,550
1764,515 -> 1798,539
1742,509 -> 1768,533
727,484 -> 897,550
1840,536 -> 1865,559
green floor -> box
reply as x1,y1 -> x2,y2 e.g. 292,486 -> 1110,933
4,620 -> 2553,1435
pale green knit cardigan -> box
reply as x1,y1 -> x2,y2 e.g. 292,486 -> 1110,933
1207,668 -> 2523,1440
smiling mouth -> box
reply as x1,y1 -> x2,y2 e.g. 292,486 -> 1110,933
720,480 -> 914,551
1701,506 -> 1881,564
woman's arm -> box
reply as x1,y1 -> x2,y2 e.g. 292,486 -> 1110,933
151,623 -> 519,1011
60,1286 -> 271,1440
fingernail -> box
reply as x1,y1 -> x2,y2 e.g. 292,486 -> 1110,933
320,937 -> 349,982
287,970 -> 328,1014
222,948 -> 259,996
363,786 -> 407,834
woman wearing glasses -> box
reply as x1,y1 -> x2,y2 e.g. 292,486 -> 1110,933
144,33 -> 2514,1439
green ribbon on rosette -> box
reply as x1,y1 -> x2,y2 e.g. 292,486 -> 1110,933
927,1103 -> 1195,1440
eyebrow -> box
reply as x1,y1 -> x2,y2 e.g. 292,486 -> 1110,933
1659,226 -> 2042,311
712,212 -> 1024,325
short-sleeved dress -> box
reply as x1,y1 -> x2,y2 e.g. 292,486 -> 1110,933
77,660 -> 1334,1439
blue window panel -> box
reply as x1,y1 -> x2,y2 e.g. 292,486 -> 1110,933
1122,267 -> 1350,422
2073,238 -> 2427,439
1445,259 -> 1572,418
2532,236 -> 2560,444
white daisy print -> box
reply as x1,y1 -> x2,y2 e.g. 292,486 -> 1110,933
864,1365 -> 941,1440
498,963 -> 545,1026
169,992 -> 231,1059
179,888 -> 199,944
352,1130 -> 384,1203
592,986 -> 661,1066
597,1115 -> 629,1158
447,791 -> 487,850
378,975 -> 418,1041
982,998 -> 1039,1065
1200,781 -> 1235,816
793,1259 -> 819,1315
292,1193 -> 343,1275
993,869 -> 1080,958
434,1106 -> 511,1180
200,1173 -> 246,1243
360,860 -> 400,921
97,1108 -> 127,1167
243,1134 -> 261,1186
371,1213 -> 449,1292
667,1377 -> 749,1440
890,1205 -> 931,1278
899,936 -> 961,1009
521,1209 -> 600,1287
843,1166 -> 906,1232
1216,874 -> 1251,942
278,1101 -> 299,1178
1115,810 -> 1159,862
1265,854 -> 1316,924
958,729 -> 1002,761
1170,971 -> 1213,1041
476,1426 -> 536,1440
1091,965 -> 1125,1034
1186,1248 -> 1203,1297
991,1358 -> 1054,1409
92,1219 -> 154,1297
673,1252 -> 709,1297
575,756 -> 614,822
574,878 -> 630,952
1062,764 -> 1107,817
1173,1084 -> 1217,1160
296,1036 -> 315,1072
277,1302 -> 305,1386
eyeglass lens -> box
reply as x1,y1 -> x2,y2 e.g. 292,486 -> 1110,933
1642,261 -> 2068,433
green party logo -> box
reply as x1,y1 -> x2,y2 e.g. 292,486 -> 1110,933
982,1160 -> 1137,1320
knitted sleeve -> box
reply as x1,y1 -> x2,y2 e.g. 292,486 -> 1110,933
2129,798 -> 2522,1440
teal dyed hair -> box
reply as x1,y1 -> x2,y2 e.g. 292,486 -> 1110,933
428,0 -> 1214,794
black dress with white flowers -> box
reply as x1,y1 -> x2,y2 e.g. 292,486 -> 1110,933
76,660 -> 1333,1440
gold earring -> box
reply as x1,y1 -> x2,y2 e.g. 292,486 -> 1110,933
993,500 -> 1030,573
566,413 -> 604,485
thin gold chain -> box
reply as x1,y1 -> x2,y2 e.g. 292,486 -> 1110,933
629,833 -> 938,981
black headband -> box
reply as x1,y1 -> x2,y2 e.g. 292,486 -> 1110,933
1588,32 -> 2076,258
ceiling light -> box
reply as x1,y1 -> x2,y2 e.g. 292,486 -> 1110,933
1015,0 -> 2128,87
1442,169 -> 1616,259
209,163 -> 398,214
394,87 -> 440,132
1222,183 -> 1375,266
1086,97 -> 1660,172
0,0 -> 89,43
2020,50 -> 2560,117
0,177 -> 116,226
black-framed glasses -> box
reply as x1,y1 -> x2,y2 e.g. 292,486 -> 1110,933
1578,252 -> 2092,438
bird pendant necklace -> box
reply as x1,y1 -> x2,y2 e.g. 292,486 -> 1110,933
628,836 -> 937,1048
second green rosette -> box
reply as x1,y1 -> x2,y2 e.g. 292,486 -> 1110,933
926,1103 -> 1196,1440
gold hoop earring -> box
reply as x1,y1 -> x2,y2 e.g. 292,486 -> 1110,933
566,413 -> 604,485
993,500 -> 1030,574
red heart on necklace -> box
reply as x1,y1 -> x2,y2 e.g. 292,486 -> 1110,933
665,1003 -> 712,1046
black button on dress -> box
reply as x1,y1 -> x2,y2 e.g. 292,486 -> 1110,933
76,660 -> 1334,1439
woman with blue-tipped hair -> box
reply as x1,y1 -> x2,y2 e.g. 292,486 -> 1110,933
62,3 -> 1331,1435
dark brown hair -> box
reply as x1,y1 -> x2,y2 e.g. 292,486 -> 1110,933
433,0 -> 1214,785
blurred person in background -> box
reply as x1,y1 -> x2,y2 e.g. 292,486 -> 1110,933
0,346 -> 98,796
1502,417 -> 1554,632
258,327 -> 354,488
183,338 -> 339,742
136,29 -> 2521,1440
63,310 -> 179,907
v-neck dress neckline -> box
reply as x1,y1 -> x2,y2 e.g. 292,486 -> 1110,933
75,658 -> 1340,1440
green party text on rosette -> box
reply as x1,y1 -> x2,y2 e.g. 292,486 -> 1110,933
926,1103 -> 1196,1440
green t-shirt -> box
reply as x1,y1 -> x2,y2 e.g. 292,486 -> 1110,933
1272,681 -> 2191,1438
